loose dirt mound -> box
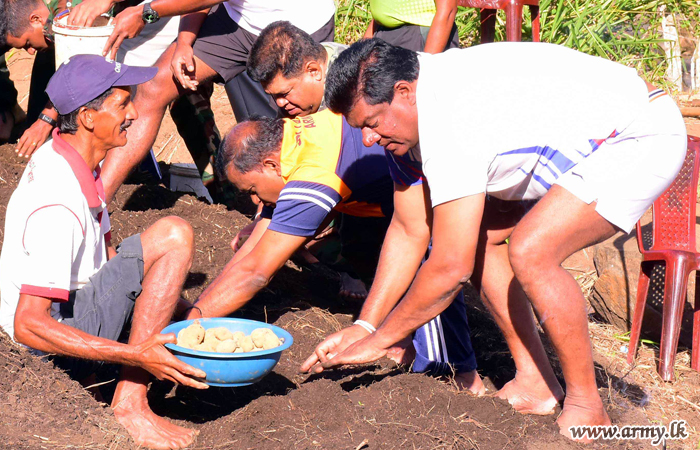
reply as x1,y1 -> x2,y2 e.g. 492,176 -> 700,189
0,144 -> 685,449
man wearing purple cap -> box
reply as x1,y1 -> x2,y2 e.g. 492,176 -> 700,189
0,54 -> 208,450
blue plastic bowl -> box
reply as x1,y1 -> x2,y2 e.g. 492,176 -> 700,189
161,318 -> 294,387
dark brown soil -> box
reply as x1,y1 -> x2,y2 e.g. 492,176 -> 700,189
0,143 -> 670,449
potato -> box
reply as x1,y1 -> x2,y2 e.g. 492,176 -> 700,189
232,331 -> 245,343
262,333 -> 281,350
239,335 -> 255,352
234,347 -> 244,353
216,339 -> 237,353
196,339 -> 218,352
251,328 -> 274,347
177,322 -> 205,348
213,327 -> 233,341
204,328 -> 218,342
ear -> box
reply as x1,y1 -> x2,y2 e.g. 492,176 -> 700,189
29,7 -> 46,28
394,80 -> 417,105
305,60 -> 323,81
77,107 -> 96,132
262,153 -> 282,175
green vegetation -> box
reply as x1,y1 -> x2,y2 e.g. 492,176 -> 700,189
334,0 -> 700,88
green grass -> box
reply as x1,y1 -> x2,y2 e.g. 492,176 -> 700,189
334,0 -> 700,88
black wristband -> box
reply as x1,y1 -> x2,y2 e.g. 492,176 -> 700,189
38,113 -> 57,127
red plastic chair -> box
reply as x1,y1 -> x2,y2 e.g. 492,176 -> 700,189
627,135 -> 700,382
458,0 -> 540,43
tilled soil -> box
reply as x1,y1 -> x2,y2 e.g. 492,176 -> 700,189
0,144 -> 667,449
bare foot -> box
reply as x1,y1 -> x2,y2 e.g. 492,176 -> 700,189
452,370 -> 486,396
113,393 -> 198,449
339,272 -> 368,300
496,372 -> 564,415
386,336 -> 416,366
557,395 -> 610,443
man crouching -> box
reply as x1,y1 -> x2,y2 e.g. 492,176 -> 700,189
0,55 -> 208,450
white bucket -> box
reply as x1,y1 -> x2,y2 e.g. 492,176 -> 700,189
53,15 -> 114,69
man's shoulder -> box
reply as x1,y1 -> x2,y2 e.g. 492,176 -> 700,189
323,42 -> 349,65
10,146 -> 86,215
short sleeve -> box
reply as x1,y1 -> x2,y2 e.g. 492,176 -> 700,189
417,79 -> 488,206
17,205 -> 83,302
385,150 -> 424,186
260,205 -> 274,220
268,181 -> 342,237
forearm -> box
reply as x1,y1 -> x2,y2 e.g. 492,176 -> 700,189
423,3 -> 458,54
357,219 -> 429,327
193,257 -> 274,318
151,0 -> 222,19
177,10 -> 209,45
231,218 -> 270,265
15,312 -> 137,366
372,256 -> 467,347
41,104 -> 58,121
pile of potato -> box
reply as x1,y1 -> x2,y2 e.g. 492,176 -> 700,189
176,321 -> 284,353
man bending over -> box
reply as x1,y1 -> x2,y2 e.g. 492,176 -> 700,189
0,55 -> 208,450
312,39 -> 687,440
186,110 -> 483,393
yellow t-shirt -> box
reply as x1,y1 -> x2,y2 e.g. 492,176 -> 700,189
370,0 -> 436,28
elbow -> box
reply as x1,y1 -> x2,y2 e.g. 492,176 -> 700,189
435,262 -> 472,294
13,315 -> 38,347
449,267 -> 472,291
248,270 -> 272,290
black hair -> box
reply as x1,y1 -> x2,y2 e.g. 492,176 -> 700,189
325,38 -> 419,116
2,0 -> 44,39
215,116 -> 284,180
247,21 -> 327,85
0,0 -> 7,48
57,88 -> 115,135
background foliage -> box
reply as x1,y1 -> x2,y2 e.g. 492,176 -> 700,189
334,0 -> 700,89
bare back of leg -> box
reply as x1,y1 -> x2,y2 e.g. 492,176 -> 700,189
471,200 -> 564,414
101,44 -> 218,203
508,185 -> 616,440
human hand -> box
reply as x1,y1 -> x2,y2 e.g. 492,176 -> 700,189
103,5 -> 146,61
170,41 -> 199,91
230,220 -> 257,252
133,333 -> 209,389
16,119 -> 53,158
300,324 -> 370,373
319,333 -> 390,371
67,0 -> 115,27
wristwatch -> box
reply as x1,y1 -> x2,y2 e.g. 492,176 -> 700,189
38,113 -> 57,128
142,2 -> 160,24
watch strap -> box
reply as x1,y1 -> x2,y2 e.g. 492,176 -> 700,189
142,2 -> 160,24
38,113 -> 57,128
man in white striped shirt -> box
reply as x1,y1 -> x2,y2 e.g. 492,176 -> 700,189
313,39 -> 687,440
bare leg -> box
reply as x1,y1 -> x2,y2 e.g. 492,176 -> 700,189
508,186 -> 615,440
111,217 -> 198,450
471,213 -> 564,414
102,44 -> 218,203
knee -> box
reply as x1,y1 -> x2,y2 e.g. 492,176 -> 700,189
156,216 -> 194,256
508,234 -> 543,282
134,66 -> 174,106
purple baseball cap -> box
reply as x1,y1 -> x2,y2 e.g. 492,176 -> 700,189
46,54 -> 157,115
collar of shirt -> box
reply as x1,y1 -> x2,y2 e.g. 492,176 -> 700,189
50,128 -> 106,208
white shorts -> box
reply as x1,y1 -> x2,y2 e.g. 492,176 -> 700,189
554,92 -> 687,233
116,2 -> 180,67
